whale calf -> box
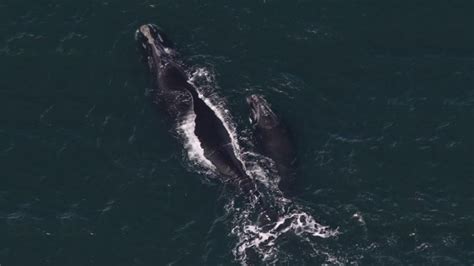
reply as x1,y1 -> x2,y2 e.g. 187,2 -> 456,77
247,94 -> 296,191
136,24 -> 254,190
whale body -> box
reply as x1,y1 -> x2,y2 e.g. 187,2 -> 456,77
136,24 -> 253,190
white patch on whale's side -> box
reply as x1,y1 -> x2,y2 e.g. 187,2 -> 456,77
177,110 -> 216,171
187,67 -> 248,174
173,67 -> 245,177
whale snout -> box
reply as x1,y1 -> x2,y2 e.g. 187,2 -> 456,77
136,24 -> 174,61
136,24 -> 164,45
246,94 -> 259,105
246,94 -> 261,124
246,94 -> 278,128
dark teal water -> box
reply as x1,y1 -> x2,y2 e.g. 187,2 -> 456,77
1,0 -> 474,265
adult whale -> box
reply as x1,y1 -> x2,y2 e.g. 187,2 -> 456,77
247,94 -> 296,191
136,24 -> 254,190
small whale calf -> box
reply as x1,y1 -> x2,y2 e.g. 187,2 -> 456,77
247,94 -> 297,191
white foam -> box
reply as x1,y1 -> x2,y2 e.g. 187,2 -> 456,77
173,67 -> 243,175
352,212 -> 366,225
230,202 -> 340,264
177,111 -> 215,170
187,67 -> 247,173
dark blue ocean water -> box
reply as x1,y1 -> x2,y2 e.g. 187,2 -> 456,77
1,0 -> 473,265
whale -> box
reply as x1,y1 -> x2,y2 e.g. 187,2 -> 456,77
247,94 -> 296,191
136,24 -> 254,190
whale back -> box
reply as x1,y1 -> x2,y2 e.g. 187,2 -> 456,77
186,84 -> 248,180
149,63 -> 193,120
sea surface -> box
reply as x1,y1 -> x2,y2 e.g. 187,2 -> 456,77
1,0 -> 473,265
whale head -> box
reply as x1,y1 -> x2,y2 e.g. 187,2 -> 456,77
246,94 -> 279,129
135,24 -> 174,67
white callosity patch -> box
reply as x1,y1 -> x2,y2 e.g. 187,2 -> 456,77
139,25 -> 160,57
